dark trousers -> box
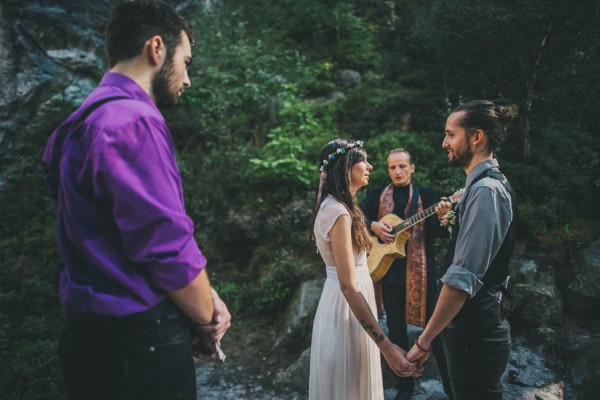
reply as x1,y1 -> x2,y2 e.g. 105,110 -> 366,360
444,319 -> 511,400
382,281 -> 453,398
58,301 -> 197,400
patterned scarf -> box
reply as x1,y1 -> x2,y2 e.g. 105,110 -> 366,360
378,183 -> 428,327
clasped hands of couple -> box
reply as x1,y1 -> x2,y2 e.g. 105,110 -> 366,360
374,199 -> 451,378
382,337 -> 431,378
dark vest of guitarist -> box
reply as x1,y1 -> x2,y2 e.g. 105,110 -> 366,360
360,148 -> 455,399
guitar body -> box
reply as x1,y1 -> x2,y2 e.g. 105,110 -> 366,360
368,213 -> 412,282
366,188 -> 464,282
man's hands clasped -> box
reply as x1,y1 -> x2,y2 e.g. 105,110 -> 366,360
192,289 -> 232,361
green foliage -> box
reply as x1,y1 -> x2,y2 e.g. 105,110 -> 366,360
3,340 -> 64,400
171,5 -> 313,149
537,219 -> 599,279
2,0 -> 599,397
519,199 -> 600,259
0,102 -> 69,399
210,247 -> 319,316
249,88 -> 336,189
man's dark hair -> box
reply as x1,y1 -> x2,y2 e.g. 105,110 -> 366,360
105,0 -> 194,68
453,100 -> 518,153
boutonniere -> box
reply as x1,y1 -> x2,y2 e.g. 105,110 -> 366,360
440,209 -> 456,227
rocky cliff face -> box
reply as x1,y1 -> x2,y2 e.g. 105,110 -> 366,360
0,1 -> 111,165
0,0 -> 190,184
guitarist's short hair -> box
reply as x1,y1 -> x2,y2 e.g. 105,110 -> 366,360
389,148 -> 412,162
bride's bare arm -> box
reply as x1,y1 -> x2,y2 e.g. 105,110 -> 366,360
330,214 -> 415,376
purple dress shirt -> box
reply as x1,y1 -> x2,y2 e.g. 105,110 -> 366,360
42,72 -> 207,316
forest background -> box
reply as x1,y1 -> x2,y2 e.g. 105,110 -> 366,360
0,0 -> 599,398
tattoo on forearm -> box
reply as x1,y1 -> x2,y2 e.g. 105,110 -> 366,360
360,319 -> 386,343
358,293 -> 386,344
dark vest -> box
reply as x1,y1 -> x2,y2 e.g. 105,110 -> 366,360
443,168 -> 517,328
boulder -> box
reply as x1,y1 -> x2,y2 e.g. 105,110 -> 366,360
507,257 -> 563,328
563,239 -> 600,318
556,333 -> 600,399
273,347 -> 311,393
334,69 -> 361,88
272,279 -> 324,352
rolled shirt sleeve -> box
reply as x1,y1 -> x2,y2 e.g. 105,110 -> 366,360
441,181 -> 513,297
93,115 -> 206,292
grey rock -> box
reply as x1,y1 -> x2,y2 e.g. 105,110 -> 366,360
503,381 -> 566,400
558,334 -> 600,399
46,49 -> 102,73
273,347 -> 311,393
272,279 -> 324,352
324,91 -> 344,101
563,239 -> 600,317
0,0 -> 189,186
507,257 -> 563,327
334,69 -> 361,88
527,325 -> 557,347
504,344 -> 558,388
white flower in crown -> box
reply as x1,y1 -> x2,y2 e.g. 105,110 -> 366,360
319,140 -> 364,172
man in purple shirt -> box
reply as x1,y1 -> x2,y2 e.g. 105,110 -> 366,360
42,1 -> 230,399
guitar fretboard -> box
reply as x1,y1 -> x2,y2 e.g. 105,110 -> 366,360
391,204 -> 438,234
390,190 -> 463,234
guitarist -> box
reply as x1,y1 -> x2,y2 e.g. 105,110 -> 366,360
360,148 -> 453,400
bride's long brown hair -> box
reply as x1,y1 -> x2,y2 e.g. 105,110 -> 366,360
311,139 -> 372,253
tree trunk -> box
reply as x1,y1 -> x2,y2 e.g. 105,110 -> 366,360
523,21 -> 554,162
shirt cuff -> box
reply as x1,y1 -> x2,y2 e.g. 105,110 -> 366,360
441,264 -> 484,298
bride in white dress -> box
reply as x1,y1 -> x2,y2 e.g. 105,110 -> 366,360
309,139 -> 417,400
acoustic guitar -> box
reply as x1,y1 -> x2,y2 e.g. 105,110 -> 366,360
367,189 -> 465,281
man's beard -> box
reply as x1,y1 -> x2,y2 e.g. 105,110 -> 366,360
152,57 -> 177,108
449,142 -> 474,168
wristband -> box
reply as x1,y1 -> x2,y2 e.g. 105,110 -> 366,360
414,337 -> 431,353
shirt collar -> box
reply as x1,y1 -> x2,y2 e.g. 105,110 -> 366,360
98,72 -> 157,108
465,159 -> 499,188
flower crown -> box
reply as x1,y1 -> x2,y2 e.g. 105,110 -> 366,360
320,140 -> 364,172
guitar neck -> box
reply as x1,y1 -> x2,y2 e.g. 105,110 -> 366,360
389,189 -> 463,234
391,203 -> 439,234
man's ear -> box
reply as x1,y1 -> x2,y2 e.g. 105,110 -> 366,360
471,129 -> 484,146
146,35 -> 166,66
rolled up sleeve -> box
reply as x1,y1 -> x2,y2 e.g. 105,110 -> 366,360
93,117 -> 206,291
441,183 -> 512,298
441,264 -> 484,297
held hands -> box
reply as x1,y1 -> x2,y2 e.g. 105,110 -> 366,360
406,336 -> 432,370
371,220 -> 395,243
381,341 -> 423,378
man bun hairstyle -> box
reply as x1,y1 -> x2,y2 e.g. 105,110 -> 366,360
453,100 -> 518,153
105,0 -> 194,68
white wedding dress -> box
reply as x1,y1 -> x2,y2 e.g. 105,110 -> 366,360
309,196 -> 384,400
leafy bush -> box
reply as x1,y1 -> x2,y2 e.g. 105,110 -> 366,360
3,340 -> 64,400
